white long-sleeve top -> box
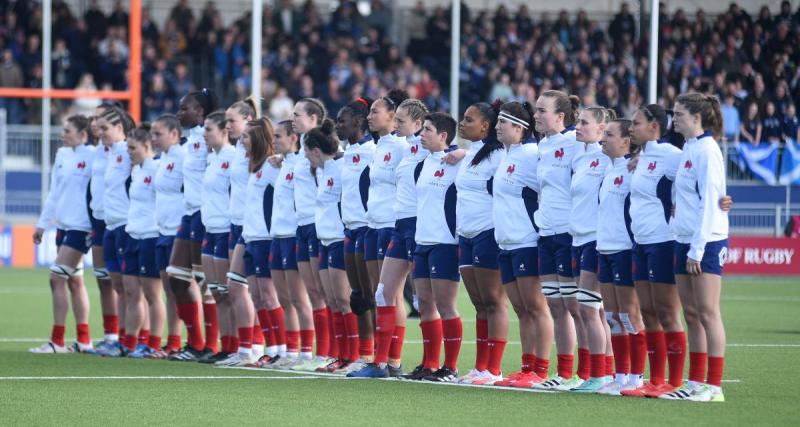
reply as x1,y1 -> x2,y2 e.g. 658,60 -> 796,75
367,133 -> 409,229
534,127 -> 581,235
631,140 -> 682,245
125,157 -> 159,239
569,142 -> 609,246
270,152 -> 300,238
596,156 -> 634,253
393,133 -> 428,220
182,125 -> 207,215
456,140 -> 505,238
291,134 -> 318,227
201,144 -> 236,233
242,160 -> 280,243
415,148 -> 462,245
154,143 -> 186,236
315,157 -> 346,245
89,144 -> 109,221
102,140 -> 132,230
493,142 -> 540,250
229,141 -> 250,226
670,132 -> 729,260
340,135 -> 375,229
37,144 -> 95,232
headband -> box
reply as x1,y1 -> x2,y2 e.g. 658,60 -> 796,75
499,111 -> 529,129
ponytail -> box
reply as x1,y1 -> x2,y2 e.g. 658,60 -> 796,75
304,119 -> 338,155
541,90 -> 580,127
470,100 -> 503,166
676,92 -> 723,140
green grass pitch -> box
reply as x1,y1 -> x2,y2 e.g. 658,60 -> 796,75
0,268 -> 798,426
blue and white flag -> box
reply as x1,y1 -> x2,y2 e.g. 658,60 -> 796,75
736,141 -> 779,185
779,138 -> 800,185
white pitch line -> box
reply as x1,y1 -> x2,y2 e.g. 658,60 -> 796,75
0,375 -> 322,380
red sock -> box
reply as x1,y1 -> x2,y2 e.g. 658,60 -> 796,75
629,332 -> 647,376
374,306 -> 396,364
102,315 -> 119,336
605,355 -> 615,377
167,335 -> 182,351
124,334 -> 137,351
487,339 -> 506,376
333,311 -> 346,360
76,323 -> 90,345
521,353 -> 536,373
230,336 -> 239,350
475,318 -> 489,372
326,307 -> 338,359
119,328 -> 126,343
419,321 -> 427,367
268,307 -> 286,346
343,312 -> 360,361
665,331 -> 686,387
202,303 -> 219,353
256,309 -> 274,347
253,324 -> 265,345
177,302 -> 205,351
313,308 -> 330,357
534,357 -> 550,379
148,335 -> 162,350
300,330 -> 314,354
590,354 -> 606,378
237,326 -> 253,349
286,330 -> 300,353
138,329 -> 150,346
442,317 -> 462,371
359,337 -> 374,358
610,335 -> 631,374
707,356 -> 724,386
557,354 -> 574,379
646,330 -> 667,385
689,352 -> 708,383
577,348 -> 590,380
389,325 -> 405,362
51,325 -> 66,347
421,319 -> 442,370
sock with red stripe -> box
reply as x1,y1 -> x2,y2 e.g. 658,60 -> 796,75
707,356 -> 724,386
237,326 -> 253,349
646,330 -> 667,385
475,318 -> 489,372
610,335 -> 631,375
605,355 -> 615,377
102,315 -> 119,337
76,323 -> 90,345
665,331 -> 686,387
51,325 -> 66,347
374,306 -> 396,365
629,332 -> 647,377
577,348 -> 590,380
148,335 -> 162,350
138,330 -> 150,346
313,308 -> 330,358
590,354 -> 606,378
177,302 -> 205,351
487,339 -> 506,376
300,329 -> 314,356
202,303 -> 219,353
442,317 -> 462,371
389,325 -> 405,363
535,357 -> 550,379
268,307 -> 286,346
326,307 -> 338,359
421,319 -> 442,370
286,330 -> 300,354
343,312 -> 360,361
521,353 -> 536,373
167,335 -> 182,351
333,311 -> 346,360
689,352 -> 708,383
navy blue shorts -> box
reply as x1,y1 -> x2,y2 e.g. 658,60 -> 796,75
597,250 -> 634,287
498,246 -> 539,284
59,230 -> 92,254
155,234 -> 175,271
319,241 -> 345,271
102,226 -> 129,273
365,227 -> 393,261
538,233 -> 573,277
90,217 -> 106,246
243,240 -> 272,278
344,226 -> 368,256
413,244 -> 460,282
458,229 -> 499,270
201,232 -> 229,260
674,240 -> 728,276
633,241 -> 675,284
571,241 -> 598,278
176,211 -> 205,242
385,217 -> 416,261
122,237 -> 159,278
295,224 -> 319,262
270,237 -> 298,270
229,224 -> 243,249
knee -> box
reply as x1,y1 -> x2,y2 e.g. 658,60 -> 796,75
698,309 -> 720,326
656,308 -> 681,330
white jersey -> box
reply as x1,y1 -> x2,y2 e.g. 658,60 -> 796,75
493,142 -> 540,250
534,127 -> 581,236
293,134 -> 318,227
125,157 -> 159,239
182,125 -> 207,215
367,132 -> 409,229
271,152 -> 300,238
37,144 -> 95,232
102,140 -> 132,230
415,148 -> 462,245
242,160 -> 280,242
154,143 -> 187,236
315,157 -> 346,245
89,144 -> 109,221
340,135 -> 375,229
456,140 -> 504,238
631,140 -> 682,245
670,132 -> 729,260
569,142 -> 609,246
596,156 -> 634,253
229,141 -> 249,226
201,144 -> 236,233
393,133 -> 428,220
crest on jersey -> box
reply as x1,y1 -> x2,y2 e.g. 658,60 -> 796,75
76,161 -> 86,169
256,170 -> 263,179
433,169 -> 445,178
352,154 -> 361,164
166,162 -> 175,172
116,155 -> 123,163
193,142 -> 200,151
221,161 -> 230,170
684,160 -> 692,169
144,176 -> 152,184
410,145 -> 419,154
589,159 -> 600,168
613,176 -> 624,186
554,147 -> 565,159
384,152 -> 391,162
285,172 -> 294,182
647,161 -> 657,172
327,178 -> 334,188
506,164 -> 516,174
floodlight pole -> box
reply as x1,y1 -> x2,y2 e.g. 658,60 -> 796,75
42,0 -> 52,206
648,0 -> 659,104
251,0 -> 263,102
450,0 -> 460,120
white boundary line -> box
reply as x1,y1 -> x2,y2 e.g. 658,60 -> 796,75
0,375 -> 321,381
